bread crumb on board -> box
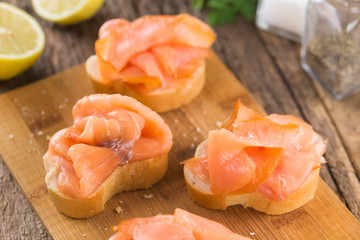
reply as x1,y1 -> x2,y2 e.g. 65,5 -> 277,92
216,121 -> 222,127
58,103 -> 66,109
143,194 -> 154,199
7,134 -> 14,140
82,233 -> 86,237
250,232 -> 255,236
115,206 -> 123,213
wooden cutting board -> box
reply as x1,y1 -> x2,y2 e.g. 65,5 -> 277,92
0,51 -> 359,239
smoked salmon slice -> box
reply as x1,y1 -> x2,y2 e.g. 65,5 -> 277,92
95,14 -> 216,93
48,94 -> 173,199
187,101 -> 326,201
109,208 -> 250,240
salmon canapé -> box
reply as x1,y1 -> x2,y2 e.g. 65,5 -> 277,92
109,208 -> 250,240
185,101 -> 327,202
47,94 -> 172,199
95,13 -> 216,93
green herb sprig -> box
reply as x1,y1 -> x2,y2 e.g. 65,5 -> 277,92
192,0 -> 258,25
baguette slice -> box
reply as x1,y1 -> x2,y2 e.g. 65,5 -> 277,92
183,142 -> 320,215
44,151 -> 168,218
85,55 -> 205,113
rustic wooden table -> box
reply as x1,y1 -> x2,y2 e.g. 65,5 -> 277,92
1,0 -> 360,239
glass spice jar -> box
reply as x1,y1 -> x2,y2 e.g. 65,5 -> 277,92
301,0 -> 360,99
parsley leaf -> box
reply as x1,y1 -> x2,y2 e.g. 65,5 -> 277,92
193,0 -> 258,25
192,0 -> 206,10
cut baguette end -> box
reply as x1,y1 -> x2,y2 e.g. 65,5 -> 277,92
85,55 -> 206,113
44,151 -> 168,218
183,142 -> 320,215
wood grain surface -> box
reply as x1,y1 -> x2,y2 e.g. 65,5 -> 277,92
1,52 -> 360,240
1,0 -> 360,239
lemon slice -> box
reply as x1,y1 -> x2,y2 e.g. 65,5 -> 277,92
0,2 -> 45,80
32,0 -> 105,25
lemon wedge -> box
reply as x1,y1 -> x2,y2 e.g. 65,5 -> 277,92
32,0 -> 105,25
0,2 -> 45,80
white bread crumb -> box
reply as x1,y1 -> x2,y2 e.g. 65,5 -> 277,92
115,206 -> 123,213
143,194 -> 154,199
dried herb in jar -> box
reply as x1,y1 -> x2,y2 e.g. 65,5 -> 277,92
304,33 -> 360,96
301,0 -> 360,99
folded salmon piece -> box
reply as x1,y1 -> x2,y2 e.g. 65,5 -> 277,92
109,208 -> 250,240
48,94 -> 172,199
95,14 -> 216,93
186,101 -> 326,201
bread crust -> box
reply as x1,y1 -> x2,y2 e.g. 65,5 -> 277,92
183,142 -> 320,215
85,55 -> 205,112
44,151 -> 168,218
